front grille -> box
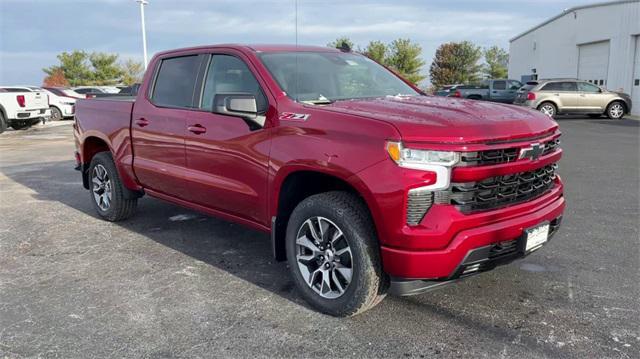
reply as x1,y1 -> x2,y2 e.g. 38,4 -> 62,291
406,189 -> 433,225
460,138 -> 560,166
448,164 -> 557,213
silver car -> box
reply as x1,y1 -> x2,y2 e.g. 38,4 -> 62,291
514,79 -> 632,119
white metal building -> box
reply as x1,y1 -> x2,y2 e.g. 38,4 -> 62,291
508,0 -> 640,115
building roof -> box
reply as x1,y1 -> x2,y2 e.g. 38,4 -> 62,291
510,0 -> 639,42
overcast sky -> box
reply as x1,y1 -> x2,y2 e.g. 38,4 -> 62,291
0,0 -> 599,85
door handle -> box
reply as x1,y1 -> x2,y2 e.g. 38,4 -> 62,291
187,124 -> 207,134
135,118 -> 149,127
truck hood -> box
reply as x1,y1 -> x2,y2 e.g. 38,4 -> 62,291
322,95 -> 558,144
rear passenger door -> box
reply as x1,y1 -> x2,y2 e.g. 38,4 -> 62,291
540,81 -> 579,111
131,54 -> 205,197
489,80 -> 509,102
181,52 -> 273,226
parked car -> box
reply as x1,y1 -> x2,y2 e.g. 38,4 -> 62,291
513,79 -> 632,119
0,87 -> 50,133
44,87 -> 85,99
450,79 -> 523,103
434,84 -> 461,97
118,83 -> 140,96
74,44 -> 565,316
42,87 -> 78,120
72,87 -> 106,98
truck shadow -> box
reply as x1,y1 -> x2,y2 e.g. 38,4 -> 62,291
0,159 -> 568,357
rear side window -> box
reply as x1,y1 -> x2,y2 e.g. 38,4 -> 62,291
541,82 -> 577,91
200,55 -> 267,113
492,80 -> 506,90
152,55 -> 200,108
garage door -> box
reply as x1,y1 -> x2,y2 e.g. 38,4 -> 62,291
578,41 -> 610,87
632,36 -> 640,116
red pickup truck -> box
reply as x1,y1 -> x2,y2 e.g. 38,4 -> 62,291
74,44 -> 565,316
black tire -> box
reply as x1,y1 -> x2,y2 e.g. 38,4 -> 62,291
537,102 -> 557,117
88,151 -> 137,221
0,112 -> 7,134
606,101 -> 625,120
285,191 -> 388,317
587,114 -> 602,118
50,106 -> 63,121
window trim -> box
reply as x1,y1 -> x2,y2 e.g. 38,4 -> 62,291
148,54 -> 206,110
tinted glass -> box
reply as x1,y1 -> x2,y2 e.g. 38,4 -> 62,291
578,82 -> 600,93
541,82 -> 577,91
493,80 -> 506,90
509,80 -> 522,90
201,55 -> 267,112
152,55 -> 200,108
259,52 -> 419,102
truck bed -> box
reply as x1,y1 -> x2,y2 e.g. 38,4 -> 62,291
74,97 -> 134,143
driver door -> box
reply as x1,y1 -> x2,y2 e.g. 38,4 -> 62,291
181,53 -> 273,226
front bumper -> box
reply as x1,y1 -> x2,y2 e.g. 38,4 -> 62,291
380,180 -> 565,280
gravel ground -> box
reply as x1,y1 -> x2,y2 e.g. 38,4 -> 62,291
0,117 -> 638,358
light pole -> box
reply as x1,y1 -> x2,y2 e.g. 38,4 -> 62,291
136,0 -> 149,69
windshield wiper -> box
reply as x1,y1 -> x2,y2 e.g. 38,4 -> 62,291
301,99 -> 335,105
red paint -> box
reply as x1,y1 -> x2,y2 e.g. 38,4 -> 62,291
74,44 -> 565,280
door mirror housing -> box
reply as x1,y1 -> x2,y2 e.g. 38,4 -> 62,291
213,93 -> 265,129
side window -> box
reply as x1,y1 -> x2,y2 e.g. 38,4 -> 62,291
541,82 -> 576,91
151,55 -> 200,108
201,55 -> 267,113
578,82 -> 600,93
493,80 -> 506,90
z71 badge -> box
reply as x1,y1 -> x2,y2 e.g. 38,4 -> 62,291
279,112 -> 310,121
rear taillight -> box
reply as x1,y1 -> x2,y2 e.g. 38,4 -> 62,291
16,95 -> 25,107
527,92 -> 536,101
85,94 -> 94,99
452,90 -> 461,98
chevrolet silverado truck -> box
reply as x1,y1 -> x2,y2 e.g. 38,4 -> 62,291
73,45 -> 565,316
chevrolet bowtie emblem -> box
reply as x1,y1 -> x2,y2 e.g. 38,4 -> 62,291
519,143 -> 544,160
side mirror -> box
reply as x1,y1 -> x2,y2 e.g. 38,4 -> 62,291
213,93 -> 265,129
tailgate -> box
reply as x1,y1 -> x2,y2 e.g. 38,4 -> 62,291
23,91 -> 49,110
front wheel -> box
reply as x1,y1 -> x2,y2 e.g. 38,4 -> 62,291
0,112 -> 7,134
285,191 -> 387,317
88,152 -> 137,221
50,106 -> 63,121
606,101 -> 625,120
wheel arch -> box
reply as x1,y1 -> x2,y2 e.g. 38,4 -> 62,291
537,100 -> 558,111
270,168 -> 377,262
606,98 -> 629,114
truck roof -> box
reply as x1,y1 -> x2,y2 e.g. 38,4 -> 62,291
155,44 -> 341,58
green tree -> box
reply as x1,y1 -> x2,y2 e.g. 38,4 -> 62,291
120,59 -> 145,85
483,46 -> 509,79
89,52 -> 123,85
386,39 -> 425,85
363,40 -> 388,64
328,36 -> 355,51
429,41 -> 482,88
43,50 -> 92,86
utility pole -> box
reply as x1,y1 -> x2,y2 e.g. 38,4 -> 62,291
137,0 -> 149,69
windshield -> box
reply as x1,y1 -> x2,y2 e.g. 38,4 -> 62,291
258,51 -> 419,103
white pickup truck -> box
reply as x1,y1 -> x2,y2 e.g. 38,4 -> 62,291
0,87 -> 51,134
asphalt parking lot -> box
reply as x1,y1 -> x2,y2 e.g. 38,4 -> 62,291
0,118 -> 638,358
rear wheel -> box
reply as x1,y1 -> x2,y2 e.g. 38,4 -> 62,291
88,152 -> 137,221
285,191 -> 387,317
0,112 -> 6,134
50,106 -> 63,121
538,102 -> 557,117
606,101 -> 625,120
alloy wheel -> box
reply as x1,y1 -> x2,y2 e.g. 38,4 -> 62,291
50,107 -> 62,121
539,104 -> 555,117
295,217 -> 353,299
609,103 -> 624,119
91,164 -> 112,211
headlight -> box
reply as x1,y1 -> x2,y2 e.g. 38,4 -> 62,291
386,141 -> 459,191
386,141 -> 460,167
